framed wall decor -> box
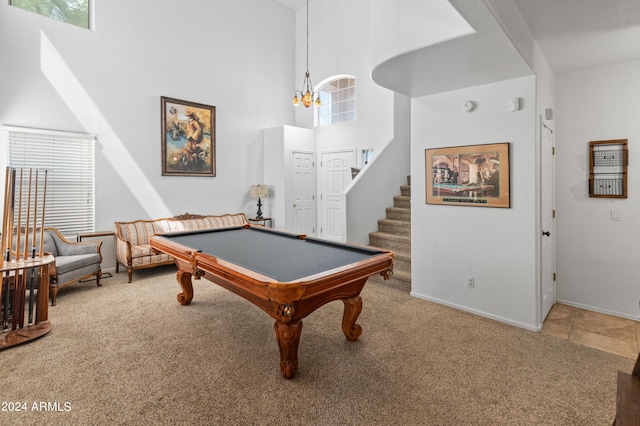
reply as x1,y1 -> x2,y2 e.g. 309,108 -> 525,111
425,142 -> 510,208
161,96 -> 216,176
588,139 -> 628,198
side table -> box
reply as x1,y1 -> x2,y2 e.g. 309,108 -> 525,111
248,217 -> 272,228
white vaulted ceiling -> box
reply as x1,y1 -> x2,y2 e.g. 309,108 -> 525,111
511,0 -> 640,74
277,0 -> 640,96
371,0 -> 534,97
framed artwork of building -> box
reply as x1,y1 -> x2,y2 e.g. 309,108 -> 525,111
425,142 -> 510,208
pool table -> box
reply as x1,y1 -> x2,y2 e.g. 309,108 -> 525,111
150,225 -> 394,379
432,183 -> 494,197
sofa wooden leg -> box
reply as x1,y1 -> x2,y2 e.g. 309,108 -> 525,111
127,269 -> 132,283
50,287 -> 57,306
96,271 -> 102,287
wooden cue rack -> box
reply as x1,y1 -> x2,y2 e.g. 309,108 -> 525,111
0,167 -> 55,350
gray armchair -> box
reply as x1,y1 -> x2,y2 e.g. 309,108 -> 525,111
43,228 -> 102,305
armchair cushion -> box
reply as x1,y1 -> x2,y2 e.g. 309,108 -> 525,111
44,227 -> 102,305
55,253 -> 101,275
55,240 -> 101,257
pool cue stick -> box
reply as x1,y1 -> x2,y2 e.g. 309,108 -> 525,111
28,170 -> 38,324
1,167 -> 10,261
23,169 -> 34,327
31,169 -> 38,259
12,169 -> 25,329
35,171 -> 47,323
15,168 -> 23,263
3,169 -> 16,330
39,170 -> 48,258
23,169 -> 32,259
20,169 -> 33,327
0,168 -> 10,330
7,169 -> 16,262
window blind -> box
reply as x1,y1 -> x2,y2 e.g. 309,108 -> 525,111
8,129 -> 95,236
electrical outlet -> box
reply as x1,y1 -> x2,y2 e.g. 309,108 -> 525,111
466,275 -> 475,288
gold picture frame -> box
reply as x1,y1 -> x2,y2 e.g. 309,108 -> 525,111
425,142 -> 510,208
161,96 -> 216,176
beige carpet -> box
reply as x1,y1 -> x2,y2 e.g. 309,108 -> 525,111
0,265 -> 633,425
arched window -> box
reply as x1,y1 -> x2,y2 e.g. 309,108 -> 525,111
315,76 -> 356,127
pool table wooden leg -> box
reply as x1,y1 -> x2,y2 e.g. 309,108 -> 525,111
342,295 -> 363,342
176,270 -> 194,305
273,320 -> 303,379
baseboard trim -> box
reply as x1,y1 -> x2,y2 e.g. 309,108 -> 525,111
556,298 -> 640,322
409,291 -> 541,332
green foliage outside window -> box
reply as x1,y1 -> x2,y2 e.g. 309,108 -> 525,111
10,0 -> 89,29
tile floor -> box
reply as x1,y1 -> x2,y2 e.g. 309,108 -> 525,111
542,304 -> 640,359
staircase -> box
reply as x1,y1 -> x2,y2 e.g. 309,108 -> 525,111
368,176 -> 411,292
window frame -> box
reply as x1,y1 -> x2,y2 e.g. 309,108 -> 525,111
9,0 -> 92,30
1,126 -> 96,237
314,75 -> 356,127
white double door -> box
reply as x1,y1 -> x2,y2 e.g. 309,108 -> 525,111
289,149 -> 355,241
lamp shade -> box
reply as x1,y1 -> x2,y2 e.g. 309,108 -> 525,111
250,184 -> 268,199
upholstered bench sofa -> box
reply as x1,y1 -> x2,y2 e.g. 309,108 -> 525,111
115,213 -> 249,282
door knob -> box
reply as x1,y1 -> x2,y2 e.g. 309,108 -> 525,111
542,231 -> 550,237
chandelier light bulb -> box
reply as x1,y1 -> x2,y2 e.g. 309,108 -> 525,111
303,92 -> 312,107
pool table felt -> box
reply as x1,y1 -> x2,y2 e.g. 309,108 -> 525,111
163,227 -> 384,283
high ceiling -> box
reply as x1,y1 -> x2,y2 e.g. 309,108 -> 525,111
277,0 -> 640,76
370,0 -> 534,97
511,0 -> 640,74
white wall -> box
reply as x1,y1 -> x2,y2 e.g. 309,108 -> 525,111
411,76 -> 539,330
292,0 -> 397,243
0,1 -> 295,230
346,93 -> 411,245
555,60 -> 640,320
294,0 -> 395,144
370,0 -> 474,70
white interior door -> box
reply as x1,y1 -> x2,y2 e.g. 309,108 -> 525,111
541,122 -> 556,321
290,150 -> 316,235
320,150 -> 355,241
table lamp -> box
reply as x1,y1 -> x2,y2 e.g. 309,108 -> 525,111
250,184 -> 269,219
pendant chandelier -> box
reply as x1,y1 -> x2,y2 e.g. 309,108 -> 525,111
293,0 -> 320,108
